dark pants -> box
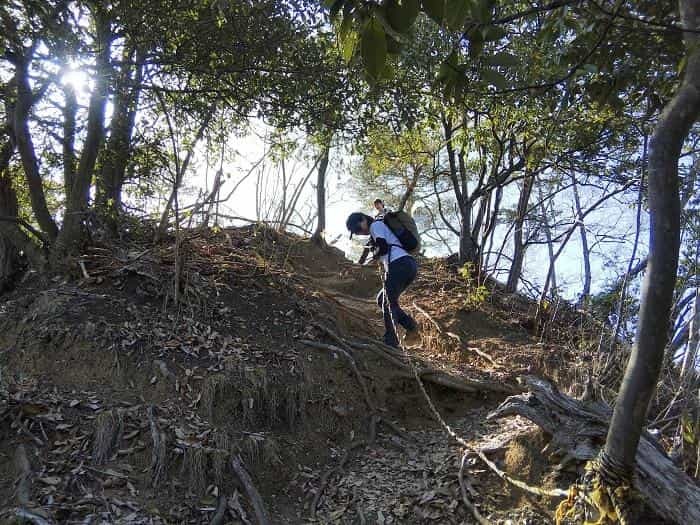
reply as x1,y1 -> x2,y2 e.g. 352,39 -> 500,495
376,256 -> 418,347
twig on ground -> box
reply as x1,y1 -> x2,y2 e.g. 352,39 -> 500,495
231,455 -> 270,525
14,416 -> 44,447
459,451 -> 492,525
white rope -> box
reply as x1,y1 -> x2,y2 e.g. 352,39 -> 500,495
379,265 -> 565,503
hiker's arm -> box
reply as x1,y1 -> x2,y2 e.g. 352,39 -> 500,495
358,247 -> 370,265
373,237 -> 389,256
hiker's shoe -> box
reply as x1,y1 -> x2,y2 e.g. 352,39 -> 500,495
403,328 -> 421,348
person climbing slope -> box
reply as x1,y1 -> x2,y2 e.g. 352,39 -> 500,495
346,211 -> 421,348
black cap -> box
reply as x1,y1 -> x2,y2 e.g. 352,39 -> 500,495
346,212 -> 367,239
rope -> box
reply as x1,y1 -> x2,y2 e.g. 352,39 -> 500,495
378,264 -> 566,503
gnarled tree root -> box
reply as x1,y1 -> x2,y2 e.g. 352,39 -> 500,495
489,376 -> 700,524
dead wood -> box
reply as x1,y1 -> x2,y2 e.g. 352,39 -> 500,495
488,376 -> 700,524
15,444 -> 32,506
12,444 -> 51,525
231,454 -> 271,525
459,451 -> 491,525
209,494 -> 228,525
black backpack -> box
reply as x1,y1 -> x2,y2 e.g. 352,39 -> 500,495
380,211 -> 421,253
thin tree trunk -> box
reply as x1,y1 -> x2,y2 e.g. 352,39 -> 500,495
12,66 -> 58,240
311,141 -> 331,243
680,282 -> 700,381
56,9 -> 112,255
97,46 -> 144,229
610,155 -> 646,349
62,85 -> 77,203
156,100 -> 215,237
538,182 -> 557,296
601,0 -> 700,482
571,175 -> 592,303
506,174 -> 534,292
442,114 -> 476,264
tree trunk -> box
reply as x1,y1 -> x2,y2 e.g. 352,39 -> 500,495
571,175 -> 591,303
56,9 -> 112,255
0,175 -> 22,291
11,66 -> 58,240
311,141 -> 331,243
538,182 -> 557,296
0,134 -> 21,290
506,175 -> 533,292
97,46 -> 144,231
398,166 -> 420,213
62,85 -> 77,203
601,0 -> 700,480
680,284 -> 700,381
610,160 -> 646,349
490,376 -> 700,524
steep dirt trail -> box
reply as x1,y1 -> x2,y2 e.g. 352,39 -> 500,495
0,230 -> 573,524
301,266 -> 560,524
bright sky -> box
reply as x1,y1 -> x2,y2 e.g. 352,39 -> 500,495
173,120 -> 648,302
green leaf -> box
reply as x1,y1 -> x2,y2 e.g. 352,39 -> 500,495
481,24 -> 507,41
421,0 -> 445,24
341,29 -> 358,63
484,52 -> 518,67
386,0 -> 420,33
481,68 -> 508,89
362,17 -> 388,83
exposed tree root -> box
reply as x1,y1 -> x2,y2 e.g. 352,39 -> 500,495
92,408 -> 124,464
147,405 -> 167,487
345,337 -> 518,395
490,376 -> 700,524
231,454 -> 271,525
459,450 -> 492,525
210,494 -> 228,525
300,339 -> 375,411
412,301 -> 501,368
12,444 -> 51,525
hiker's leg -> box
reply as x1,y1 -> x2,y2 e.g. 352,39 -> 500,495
387,258 -> 418,330
384,260 -> 416,331
377,287 -> 399,347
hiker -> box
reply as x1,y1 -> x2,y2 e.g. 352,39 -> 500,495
373,198 -> 389,218
346,211 -> 420,348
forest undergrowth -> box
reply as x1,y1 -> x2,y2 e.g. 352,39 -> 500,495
0,225 -> 687,524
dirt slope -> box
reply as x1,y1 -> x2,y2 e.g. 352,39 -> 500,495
0,226 -> 587,524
